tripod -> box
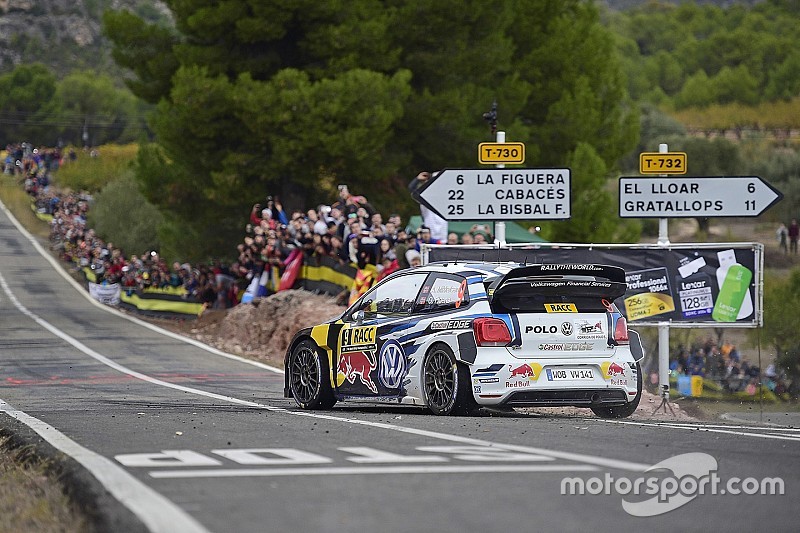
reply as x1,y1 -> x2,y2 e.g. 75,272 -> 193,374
651,384 -> 676,416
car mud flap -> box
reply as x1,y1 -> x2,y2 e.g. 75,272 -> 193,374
457,332 -> 477,363
628,329 -> 645,362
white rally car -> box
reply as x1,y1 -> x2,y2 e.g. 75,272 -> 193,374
285,262 -> 644,418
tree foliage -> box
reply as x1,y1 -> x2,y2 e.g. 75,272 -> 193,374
608,0 -> 800,109
0,63 -> 145,146
104,0 -> 638,258
761,270 -> 800,382
87,171 -> 163,256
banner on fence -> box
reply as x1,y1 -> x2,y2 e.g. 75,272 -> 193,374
88,282 -> 120,306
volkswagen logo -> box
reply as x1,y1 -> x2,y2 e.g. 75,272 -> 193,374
561,321 -> 573,336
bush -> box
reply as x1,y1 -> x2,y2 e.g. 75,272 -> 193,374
53,144 -> 137,192
86,171 -> 163,256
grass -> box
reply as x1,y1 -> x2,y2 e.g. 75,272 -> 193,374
0,174 -> 50,239
53,144 -> 138,192
0,438 -> 86,533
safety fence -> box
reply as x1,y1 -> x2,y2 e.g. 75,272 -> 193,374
77,252 -> 373,319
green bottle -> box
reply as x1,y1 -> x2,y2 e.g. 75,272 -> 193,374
712,264 -> 753,322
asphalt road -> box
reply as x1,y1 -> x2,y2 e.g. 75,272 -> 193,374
0,202 -> 797,533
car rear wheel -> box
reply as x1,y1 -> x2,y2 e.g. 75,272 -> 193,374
289,339 -> 336,410
423,343 -> 477,416
591,362 -> 642,419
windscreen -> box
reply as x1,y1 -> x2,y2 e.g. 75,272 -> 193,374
491,281 -> 612,314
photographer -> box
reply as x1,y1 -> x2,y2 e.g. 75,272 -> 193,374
408,172 -> 448,242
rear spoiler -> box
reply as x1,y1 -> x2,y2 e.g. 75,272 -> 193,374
487,263 -> 628,302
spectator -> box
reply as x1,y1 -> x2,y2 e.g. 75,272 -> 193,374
777,222 -> 789,254
408,172 -> 448,242
405,249 -> 422,268
790,218 -> 799,254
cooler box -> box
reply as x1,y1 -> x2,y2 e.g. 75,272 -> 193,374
691,375 -> 704,397
677,375 -> 693,396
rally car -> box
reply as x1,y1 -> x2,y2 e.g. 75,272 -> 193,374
284,262 -> 644,418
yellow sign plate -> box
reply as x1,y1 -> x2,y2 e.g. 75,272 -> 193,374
479,142 -> 525,164
639,152 -> 687,175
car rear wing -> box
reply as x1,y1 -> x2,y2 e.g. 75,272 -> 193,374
487,263 -> 628,303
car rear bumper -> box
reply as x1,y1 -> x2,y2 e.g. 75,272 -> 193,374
502,388 -> 628,407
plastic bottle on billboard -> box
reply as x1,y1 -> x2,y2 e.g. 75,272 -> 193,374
712,250 -> 753,322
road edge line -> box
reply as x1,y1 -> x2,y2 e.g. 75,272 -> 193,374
0,399 -> 209,533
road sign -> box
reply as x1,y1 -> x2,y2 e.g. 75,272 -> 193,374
478,142 -> 526,164
619,176 -> 783,218
413,168 -> 571,221
639,152 -> 687,175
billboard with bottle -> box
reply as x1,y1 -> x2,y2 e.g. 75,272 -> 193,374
424,243 -> 761,327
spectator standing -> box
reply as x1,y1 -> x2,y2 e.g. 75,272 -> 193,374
408,172 -> 448,242
777,222 -> 789,254
790,219 -> 799,254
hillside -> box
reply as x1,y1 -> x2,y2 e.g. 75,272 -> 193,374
0,0 -> 169,76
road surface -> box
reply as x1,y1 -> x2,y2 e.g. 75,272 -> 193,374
0,201 -> 796,532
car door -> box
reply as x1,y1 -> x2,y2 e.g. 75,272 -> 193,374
335,272 -> 428,397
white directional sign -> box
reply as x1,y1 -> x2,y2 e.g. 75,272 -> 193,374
413,168 -> 571,221
619,176 -> 782,218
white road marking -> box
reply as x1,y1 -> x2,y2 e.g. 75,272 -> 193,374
149,464 -> 598,479
0,270 -> 651,473
0,400 -> 209,533
599,419 -> 800,442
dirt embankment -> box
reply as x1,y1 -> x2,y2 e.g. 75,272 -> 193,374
161,291 -> 345,367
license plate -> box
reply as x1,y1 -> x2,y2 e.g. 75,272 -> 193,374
545,368 -> 594,381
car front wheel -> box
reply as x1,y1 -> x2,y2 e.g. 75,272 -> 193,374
423,343 -> 477,416
288,339 -> 336,410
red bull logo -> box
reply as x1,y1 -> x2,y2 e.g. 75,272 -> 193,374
338,351 -> 378,393
607,362 -> 625,377
509,364 -> 534,378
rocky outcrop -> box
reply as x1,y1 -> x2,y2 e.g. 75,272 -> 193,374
0,0 -> 169,75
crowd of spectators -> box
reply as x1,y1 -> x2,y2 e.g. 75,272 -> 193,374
7,143 -> 496,310
232,183 -> 498,301
670,339 -> 795,398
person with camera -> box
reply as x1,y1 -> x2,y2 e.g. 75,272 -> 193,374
408,172 -> 448,242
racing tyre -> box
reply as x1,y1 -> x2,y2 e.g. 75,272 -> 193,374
288,339 -> 336,410
423,343 -> 478,416
591,362 -> 642,419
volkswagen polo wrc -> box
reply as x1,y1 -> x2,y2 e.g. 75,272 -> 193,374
284,262 -> 644,418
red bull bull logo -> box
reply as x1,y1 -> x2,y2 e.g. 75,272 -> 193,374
338,351 -> 378,393
509,364 -> 534,378
607,362 -> 625,377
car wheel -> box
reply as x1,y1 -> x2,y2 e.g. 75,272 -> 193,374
288,339 -> 336,410
591,362 -> 642,419
423,343 -> 477,416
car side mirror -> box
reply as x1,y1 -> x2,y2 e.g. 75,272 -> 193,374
354,309 -> 365,325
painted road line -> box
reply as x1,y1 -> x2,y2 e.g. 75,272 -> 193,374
0,399 -> 209,533
149,464 -> 598,479
599,419 -> 800,443
0,197 -> 283,374
642,421 -> 800,432
0,271 -> 652,473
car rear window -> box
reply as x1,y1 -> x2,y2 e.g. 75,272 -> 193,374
491,285 -> 611,314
